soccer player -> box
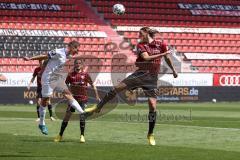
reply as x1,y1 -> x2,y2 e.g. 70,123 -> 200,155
24,40 -> 86,135
54,59 -> 100,143
89,27 -> 178,145
0,74 -> 7,82
28,60 -> 55,122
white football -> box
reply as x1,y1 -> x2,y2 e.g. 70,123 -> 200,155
113,4 -> 125,15
212,99 -> 217,103
29,100 -> 34,105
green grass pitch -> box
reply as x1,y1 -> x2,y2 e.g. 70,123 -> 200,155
1,102 -> 240,160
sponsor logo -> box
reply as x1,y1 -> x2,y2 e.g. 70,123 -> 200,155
219,75 -> 240,86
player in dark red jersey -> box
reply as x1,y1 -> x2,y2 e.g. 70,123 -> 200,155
28,60 -> 55,121
54,59 -> 100,143
88,27 -> 178,145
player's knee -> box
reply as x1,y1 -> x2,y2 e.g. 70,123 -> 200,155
148,98 -> 157,111
80,114 -> 85,122
114,82 -> 127,92
63,113 -> 71,122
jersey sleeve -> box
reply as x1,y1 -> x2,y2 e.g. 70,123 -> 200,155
48,49 -> 58,59
136,43 -> 147,56
161,42 -> 167,52
86,73 -> 93,85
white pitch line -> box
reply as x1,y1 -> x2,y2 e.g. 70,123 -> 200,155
1,117 -> 240,132
86,120 -> 240,131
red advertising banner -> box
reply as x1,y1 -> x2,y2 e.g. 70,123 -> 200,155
214,74 -> 240,86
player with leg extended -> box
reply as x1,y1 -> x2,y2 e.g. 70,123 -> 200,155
88,27 -> 178,145
24,40 -> 86,135
54,59 -> 100,143
28,60 -> 56,122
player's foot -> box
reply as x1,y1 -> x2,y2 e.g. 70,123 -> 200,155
38,124 -> 48,135
35,118 -> 40,122
147,134 -> 156,146
85,104 -> 103,114
54,135 -> 63,142
50,117 -> 56,121
80,135 -> 85,143
84,104 -> 98,115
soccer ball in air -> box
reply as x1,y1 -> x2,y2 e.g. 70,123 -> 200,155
113,4 -> 125,15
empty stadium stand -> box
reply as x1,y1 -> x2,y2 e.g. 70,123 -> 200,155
88,0 -> 240,73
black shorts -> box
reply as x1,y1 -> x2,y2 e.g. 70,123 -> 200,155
36,87 -> 42,99
122,71 -> 158,98
67,101 -> 87,113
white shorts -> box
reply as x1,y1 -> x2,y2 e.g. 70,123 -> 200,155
41,73 -> 68,98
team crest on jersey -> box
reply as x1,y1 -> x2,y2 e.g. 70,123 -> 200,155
80,74 -> 85,78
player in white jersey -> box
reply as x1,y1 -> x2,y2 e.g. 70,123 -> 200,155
24,41 -> 86,135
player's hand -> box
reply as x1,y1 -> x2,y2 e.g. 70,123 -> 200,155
27,85 -> 31,90
162,50 -> 171,56
173,70 -> 178,78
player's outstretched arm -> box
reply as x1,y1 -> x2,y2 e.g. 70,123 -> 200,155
27,76 -> 36,90
141,51 -> 170,61
91,84 -> 101,102
164,54 -> 178,78
23,54 -> 48,61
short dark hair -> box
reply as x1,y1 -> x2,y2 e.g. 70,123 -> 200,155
140,27 -> 159,38
68,40 -> 80,48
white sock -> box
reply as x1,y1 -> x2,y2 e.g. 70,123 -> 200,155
39,106 -> 46,125
69,99 -> 84,113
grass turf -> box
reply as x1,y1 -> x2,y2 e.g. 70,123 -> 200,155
0,102 -> 240,160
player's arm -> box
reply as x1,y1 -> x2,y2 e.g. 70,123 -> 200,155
141,51 -> 169,61
65,74 -> 71,87
23,54 -> 48,61
28,74 -> 37,90
87,74 -> 100,102
164,54 -> 178,78
90,83 -> 100,102
0,74 -> 7,82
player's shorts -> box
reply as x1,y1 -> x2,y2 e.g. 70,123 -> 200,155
41,74 -> 68,98
67,101 -> 87,113
36,87 -> 42,98
122,70 -> 158,98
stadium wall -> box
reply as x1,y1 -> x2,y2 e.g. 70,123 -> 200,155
0,73 -> 239,104
0,86 -> 239,104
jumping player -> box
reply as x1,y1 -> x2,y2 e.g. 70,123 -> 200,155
28,60 -> 55,122
54,59 -> 100,143
88,27 -> 178,145
24,40 -> 86,135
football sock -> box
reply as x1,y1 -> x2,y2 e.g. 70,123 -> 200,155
148,111 -> 157,135
48,104 -> 53,117
97,89 -> 117,109
36,105 -> 40,118
80,114 -> 85,136
39,106 -> 46,125
69,99 -> 84,113
59,121 -> 68,136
